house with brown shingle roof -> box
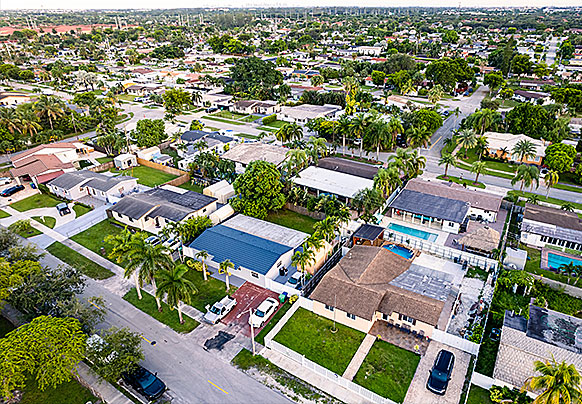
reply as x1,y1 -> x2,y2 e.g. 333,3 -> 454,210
520,203 -> 582,251
310,245 -> 448,336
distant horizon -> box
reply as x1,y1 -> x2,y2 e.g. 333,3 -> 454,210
1,2 -> 581,12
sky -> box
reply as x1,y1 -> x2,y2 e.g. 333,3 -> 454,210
1,0 -> 581,12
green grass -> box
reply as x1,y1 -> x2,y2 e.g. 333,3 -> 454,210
96,156 -> 113,164
508,191 -> 582,211
178,182 -> 204,193
118,94 -> 136,102
467,384 -> 493,404
263,120 -> 287,129
182,269 -> 228,313
257,126 -> 278,133
0,209 -> 11,218
274,307 -> 365,374
20,376 -> 98,404
554,182 -> 582,193
9,223 -> 42,238
73,204 -> 92,217
475,313 -> 502,376
123,288 -> 199,333
437,174 -> 486,189
213,110 -> 247,120
47,241 -> 114,280
353,340 -> 420,402
32,216 -> 56,229
71,219 -> 125,259
520,244 -> 580,287
466,266 -> 489,281
203,115 -> 245,126
234,132 -> 259,139
240,115 -> 261,123
265,209 -> 318,234
255,302 -> 293,345
111,165 -> 178,187
10,193 -> 62,212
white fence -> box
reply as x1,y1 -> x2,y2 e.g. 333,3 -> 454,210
386,231 -> 499,271
471,372 -> 537,400
431,329 -> 480,355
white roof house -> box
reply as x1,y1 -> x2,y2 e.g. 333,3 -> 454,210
203,180 -> 235,204
279,104 -> 343,124
484,132 -> 546,165
293,166 -> 374,201
222,214 -> 309,249
221,143 -> 288,173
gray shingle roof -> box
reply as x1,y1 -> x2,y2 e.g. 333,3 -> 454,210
390,189 -> 470,223
49,170 -> 136,192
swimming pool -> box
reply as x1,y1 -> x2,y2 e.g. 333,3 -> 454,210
547,252 -> 582,270
387,223 -> 438,242
383,243 -> 415,260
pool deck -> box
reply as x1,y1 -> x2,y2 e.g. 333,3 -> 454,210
541,248 -> 582,270
380,217 -> 450,245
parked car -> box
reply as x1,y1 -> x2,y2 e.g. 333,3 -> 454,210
203,296 -> 237,324
426,350 -> 455,395
249,297 -> 278,328
0,177 -> 11,186
56,202 -> 71,216
206,107 -> 218,113
145,235 -> 161,246
286,272 -> 303,289
122,366 -> 166,401
0,185 -> 24,197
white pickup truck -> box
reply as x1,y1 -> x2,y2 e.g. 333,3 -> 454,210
203,296 -> 237,324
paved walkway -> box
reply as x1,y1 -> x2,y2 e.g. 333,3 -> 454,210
342,334 -> 376,380
76,362 -> 133,404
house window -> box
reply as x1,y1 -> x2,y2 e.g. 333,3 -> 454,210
382,313 -> 389,321
325,304 -> 334,311
128,217 -> 133,222
203,208 -> 207,213
398,314 -> 416,325
346,312 -> 356,320
251,272 -> 259,278
448,222 -> 455,227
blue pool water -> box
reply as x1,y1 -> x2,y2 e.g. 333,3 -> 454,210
387,223 -> 438,242
547,252 -> 582,269
383,244 -> 415,260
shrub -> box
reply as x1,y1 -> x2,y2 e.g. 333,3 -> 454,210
262,114 -> 277,125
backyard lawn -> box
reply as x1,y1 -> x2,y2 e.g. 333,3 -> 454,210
112,165 -> 178,187
467,384 -> 493,404
32,216 -> 56,229
123,288 -> 199,333
255,302 -> 292,345
47,241 -> 114,280
182,268 -> 228,312
73,203 -> 92,217
0,209 -> 10,218
265,209 -> 318,234
96,156 -> 113,164
520,244 -> 580,287
274,307 -> 365,374
10,193 -> 62,212
71,219 -> 125,259
353,340 -> 420,403
20,376 -> 99,404
178,182 -> 204,193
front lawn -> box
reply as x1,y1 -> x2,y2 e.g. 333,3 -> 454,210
10,193 -> 62,212
255,302 -> 292,345
47,241 -> 114,280
203,115 -> 245,126
20,376 -> 98,404
467,384 -> 493,404
437,174 -> 486,189
73,203 -> 92,217
32,216 -> 56,229
8,222 -> 42,238
262,119 -> 287,128
123,288 -> 199,333
353,339 -> 420,403
274,307 -> 365,374
112,165 -> 178,187
507,191 -> 582,211
265,209 -> 318,235
71,219 -> 125,259
0,209 -> 10,218
182,268 -> 227,312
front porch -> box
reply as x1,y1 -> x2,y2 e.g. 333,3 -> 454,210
369,320 -> 430,356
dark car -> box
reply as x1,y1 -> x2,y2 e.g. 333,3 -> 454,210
0,185 -> 24,197
56,203 -> 71,216
427,350 -> 455,395
122,366 -> 166,401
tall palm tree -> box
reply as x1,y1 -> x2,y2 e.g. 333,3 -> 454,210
472,108 -> 495,135
407,125 -> 431,150
275,122 -> 303,143
313,217 -> 337,242
195,250 -> 209,281
349,113 -> 371,158
475,136 -> 489,160
284,149 -> 308,177
470,161 -> 486,183
305,234 -> 324,252
457,129 -> 478,159
523,356 -> 582,404
544,170 -> 560,198
386,116 -> 404,149
306,137 -> 328,164
428,84 -> 444,105
291,247 -> 316,287
368,120 -> 390,160
34,94 -> 65,131
439,153 -> 457,177
0,108 -> 20,134
512,165 -> 540,191
408,148 -> 427,178
219,260 -> 234,291
513,139 -> 537,163
156,264 -> 197,324
336,114 -> 351,155
374,167 -> 402,197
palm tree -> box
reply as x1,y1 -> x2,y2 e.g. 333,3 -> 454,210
439,153 -> 457,177
337,114 -> 351,155
407,125 -> 430,150
523,356 -> 582,404
544,170 -> 560,198
513,139 -> 537,163
400,79 -> 415,96
291,247 -> 316,287
306,137 -> 328,164
475,136 -> 489,160
284,149 -> 308,177
428,84 -> 444,105
275,122 -> 303,143
34,94 -> 65,131
305,234 -> 324,252
499,146 -> 510,161
368,120 -> 390,160
0,108 -> 20,134
512,165 -> 540,191
408,148 -> 427,178
195,250 -> 209,281
386,116 -> 404,149
527,195 -> 541,205
219,260 -> 234,291
313,217 -> 337,242
457,129 -> 477,159
470,161 -> 486,183
156,264 -> 197,324
374,167 -> 402,197
561,202 -> 575,212
349,113 -> 371,158
472,108 -> 495,135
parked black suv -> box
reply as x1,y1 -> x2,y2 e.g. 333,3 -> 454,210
426,349 -> 455,395
0,185 -> 24,197
122,366 -> 166,401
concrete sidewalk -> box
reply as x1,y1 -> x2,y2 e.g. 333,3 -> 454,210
76,362 -> 133,404
342,334 -> 376,380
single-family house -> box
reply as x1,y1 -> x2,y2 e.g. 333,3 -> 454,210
569,118 -> 582,134
293,166 -> 375,204
520,203 -> 582,251
279,104 -> 342,125
107,186 -> 218,233
355,46 -> 383,56
483,132 -> 546,165
114,154 -> 137,170
231,100 -> 279,115
316,157 -> 379,180
512,89 -> 551,105
47,170 -> 138,203
136,146 -> 161,161
221,143 -> 288,174
0,92 -> 31,106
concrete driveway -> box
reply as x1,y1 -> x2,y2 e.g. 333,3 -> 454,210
404,341 -> 471,404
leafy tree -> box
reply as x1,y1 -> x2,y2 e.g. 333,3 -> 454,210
551,88 -> 582,115
0,258 -> 41,307
506,103 -> 552,139
483,72 -> 505,94
156,264 -> 197,324
0,316 -> 86,399
511,54 -> 533,77
132,119 -> 166,148
373,167 -> 402,197
231,160 -> 286,219
544,143 -> 576,173
443,30 -> 459,44
228,57 -> 283,100
86,327 -> 144,382
428,84 -> 445,105
310,75 -> 324,87
370,70 -> 386,87
163,88 -> 192,118
151,45 -> 185,60
57,296 -> 105,334
523,356 -> 581,404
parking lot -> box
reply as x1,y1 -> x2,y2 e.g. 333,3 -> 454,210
221,282 -> 282,337
404,341 -> 472,404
